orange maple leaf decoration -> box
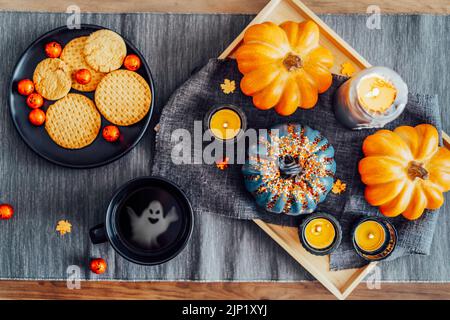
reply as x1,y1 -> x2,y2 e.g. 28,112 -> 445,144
332,179 -> 347,194
220,79 -> 236,94
215,157 -> 230,170
56,220 -> 72,236
341,62 -> 356,77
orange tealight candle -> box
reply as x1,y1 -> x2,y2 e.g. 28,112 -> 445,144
299,213 -> 342,256
210,109 -> 241,140
357,75 -> 397,114
334,66 -> 408,129
304,218 -> 336,250
352,217 -> 398,261
205,104 -> 247,142
354,220 -> 386,252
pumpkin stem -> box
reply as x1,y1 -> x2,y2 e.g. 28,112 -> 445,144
283,53 -> 303,71
407,161 -> 429,180
279,155 -> 302,178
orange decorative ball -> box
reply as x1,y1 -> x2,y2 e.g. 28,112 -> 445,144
0,204 -> 14,220
29,109 -> 46,126
26,93 -> 44,109
90,258 -> 107,274
123,54 -> 141,71
18,79 -> 35,96
45,41 -> 62,58
75,69 -> 92,85
102,125 -> 120,142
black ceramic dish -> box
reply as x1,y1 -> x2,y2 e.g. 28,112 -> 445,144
90,176 -> 194,266
9,24 -> 155,168
299,212 -> 342,256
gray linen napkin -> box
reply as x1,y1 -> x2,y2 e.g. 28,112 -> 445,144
152,58 -> 442,270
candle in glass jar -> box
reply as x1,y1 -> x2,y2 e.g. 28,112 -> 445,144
304,218 -> 336,250
354,219 -> 386,252
204,104 -> 247,142
209,108 -> 242,140
334,66 -> 408,130
352,217 -> 397,261
299,213 -> 342,256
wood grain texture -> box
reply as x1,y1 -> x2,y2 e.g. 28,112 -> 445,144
0,281 -> 449,300
0,0 -> 449,14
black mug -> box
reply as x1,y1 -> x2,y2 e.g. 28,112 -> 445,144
90,176 -> 194,265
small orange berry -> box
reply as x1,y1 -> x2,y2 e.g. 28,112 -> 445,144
45,41 -> 62,58
90,258 -> 107,274
29,109 -> 46,126
26,93 -> 44,109
75,69 -> 92,85
102,125 -> 121,142
123,54 -> 141,71
0,204 -> 14,220
17,79 -> 34,96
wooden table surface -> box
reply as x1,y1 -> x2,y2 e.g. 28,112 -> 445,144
0,0 -> 449,300
0,0 -> 449,14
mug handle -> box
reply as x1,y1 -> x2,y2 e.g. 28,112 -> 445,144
89,223 -> 108,244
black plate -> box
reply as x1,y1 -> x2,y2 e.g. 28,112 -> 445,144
9,24 -> 155,168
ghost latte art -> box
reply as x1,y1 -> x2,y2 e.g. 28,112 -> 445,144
117,187 -> 183,251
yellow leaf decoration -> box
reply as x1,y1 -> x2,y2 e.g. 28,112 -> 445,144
215,157 -> 230,170
220,79 -> 236,94
341,62 -> 356,77
56,220 -> 72,236
332,179 -> 347,194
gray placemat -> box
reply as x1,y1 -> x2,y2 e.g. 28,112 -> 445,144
0,12 -> 449,281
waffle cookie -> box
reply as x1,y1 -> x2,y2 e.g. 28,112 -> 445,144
83,30 -> 127,73
95,70 -> 151,126
33,58 -> 71,100
45,94 -> 101,149
61,36 -> 105,92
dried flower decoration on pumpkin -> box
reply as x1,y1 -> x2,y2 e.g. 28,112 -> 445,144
341,62 -> 356,77
56,220 -> 72,236
220,79 -> 236,94
332,179 -> 347,194
215,157 -> 230,170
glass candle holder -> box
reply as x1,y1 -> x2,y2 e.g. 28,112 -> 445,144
204,104 -> 247,143
299,213 -> 342,256
334,66 -> 408,130
352,217 -> 397,261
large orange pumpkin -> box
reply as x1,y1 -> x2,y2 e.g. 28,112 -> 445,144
235,20 -> 334,116
358,124 -> 450,220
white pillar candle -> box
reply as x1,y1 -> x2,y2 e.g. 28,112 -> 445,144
334,66 -> 408,130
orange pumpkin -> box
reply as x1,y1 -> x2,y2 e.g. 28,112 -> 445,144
235,20 -> 334,116
358,124 -> 450,220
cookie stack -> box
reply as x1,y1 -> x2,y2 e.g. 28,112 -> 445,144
30,29 -> 152,149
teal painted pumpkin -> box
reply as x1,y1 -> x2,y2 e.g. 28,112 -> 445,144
242,123 -> 336,215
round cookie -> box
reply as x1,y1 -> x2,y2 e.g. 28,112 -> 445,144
95,70 -> 151,126
61,36 -> 105,92
45,94 -> 101,149
83,30 -> 127,73
33,58 -> 71,100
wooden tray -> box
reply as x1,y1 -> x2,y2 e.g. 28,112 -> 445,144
219,0 -> 450,300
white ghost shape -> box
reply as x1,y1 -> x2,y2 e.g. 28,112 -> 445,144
127,200 -> 178,249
